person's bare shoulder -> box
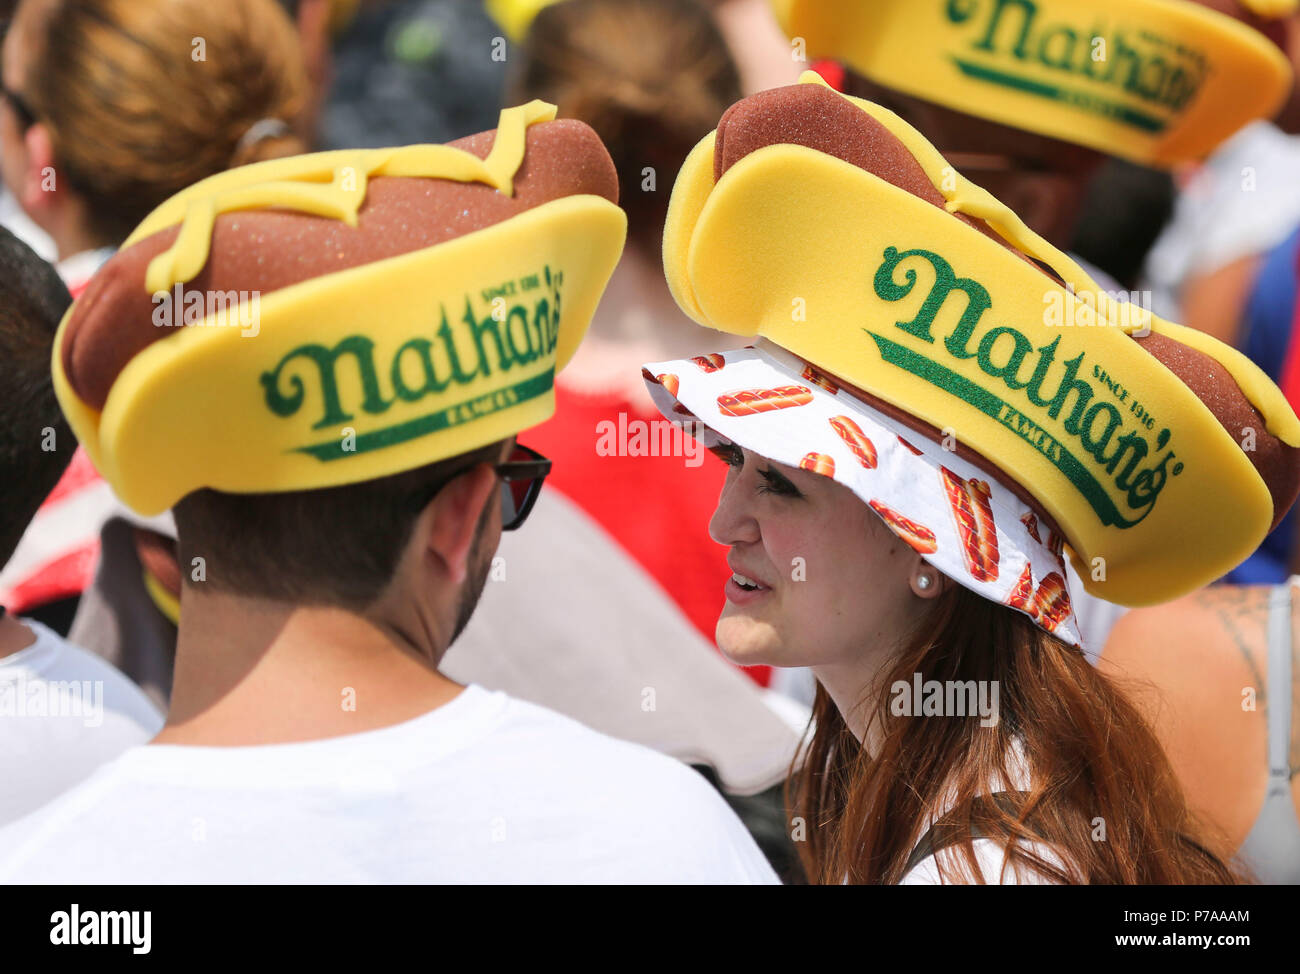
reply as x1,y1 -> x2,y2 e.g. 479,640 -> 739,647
1101,586 -> 1267,706
1100,585 -> 1270,853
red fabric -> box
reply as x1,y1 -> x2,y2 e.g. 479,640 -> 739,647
41,448 -> 101,508
528,386 -> 771,687
811,60 -> 846,92
2,448 -> 107,612
6,540 -> 100,613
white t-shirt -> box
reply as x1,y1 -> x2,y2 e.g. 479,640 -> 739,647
0,620 -> 163,826
0,684 -> 779,884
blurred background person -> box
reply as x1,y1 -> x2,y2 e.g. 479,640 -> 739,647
0,226 -> 161,826
1136,2 -> 1300,586
1,0 -> 309,294
1141,1 -> 1300,344
490,0 -> 801,97
1069,159 -> 1177,294
1101,580 -> 1300,883
1114,1 -> 1300,592
0,0 -> 311,651
0,0 -> 51,261
691,0 -> 802,96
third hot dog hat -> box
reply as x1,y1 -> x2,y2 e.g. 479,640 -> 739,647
644,73 -> 1300,627
53,100 -> 626,516
485,0 -> 564,40
769,0 -> 1294,168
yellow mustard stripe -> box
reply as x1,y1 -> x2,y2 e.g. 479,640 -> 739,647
484,0 -> 562,41
142,99 -> 558,296
794,71 -> 1300,447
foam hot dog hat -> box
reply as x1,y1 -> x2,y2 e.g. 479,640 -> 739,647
643,73 -> 1300,638
770,0 -> 1294,168
485,0 -> 564,41
52,100 -> 626,516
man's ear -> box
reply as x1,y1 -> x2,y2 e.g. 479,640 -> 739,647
423,463 -> 499,585
21,123 -> 58,216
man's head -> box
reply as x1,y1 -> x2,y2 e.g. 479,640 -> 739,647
0,225 -> 74,571
47,107 -> 622,654
173,437 -> 513,654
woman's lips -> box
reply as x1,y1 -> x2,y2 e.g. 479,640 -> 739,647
725,570 -> 772,606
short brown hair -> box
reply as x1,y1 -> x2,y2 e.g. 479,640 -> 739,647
511,0 -> 741,254
19,0 -> 309,246
172,440 -> 504,610
0,227 -> 74,569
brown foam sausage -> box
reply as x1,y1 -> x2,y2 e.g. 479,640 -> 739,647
714,84 -> 1030,260
63,118 -> 620,411
801,363 -> 839,394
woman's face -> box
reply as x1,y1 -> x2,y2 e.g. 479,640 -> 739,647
709,442 -> 925,670
0,16 -> 33,203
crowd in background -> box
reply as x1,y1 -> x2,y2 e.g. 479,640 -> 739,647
0,0 -> 1298,885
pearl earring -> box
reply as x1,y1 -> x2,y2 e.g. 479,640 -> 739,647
917,573 -> 933,590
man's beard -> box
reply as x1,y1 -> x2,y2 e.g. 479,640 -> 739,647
448,498 -> 497,646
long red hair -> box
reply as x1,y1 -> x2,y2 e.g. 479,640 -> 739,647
790,582 -> 1240,884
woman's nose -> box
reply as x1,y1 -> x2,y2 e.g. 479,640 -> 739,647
709,466 -> 760,548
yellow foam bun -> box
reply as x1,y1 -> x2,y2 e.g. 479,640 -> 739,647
771,0 -> 1293,168
1240,0 -> 1299,17
55,102 -> 627,516
664,73 -> 1300,606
